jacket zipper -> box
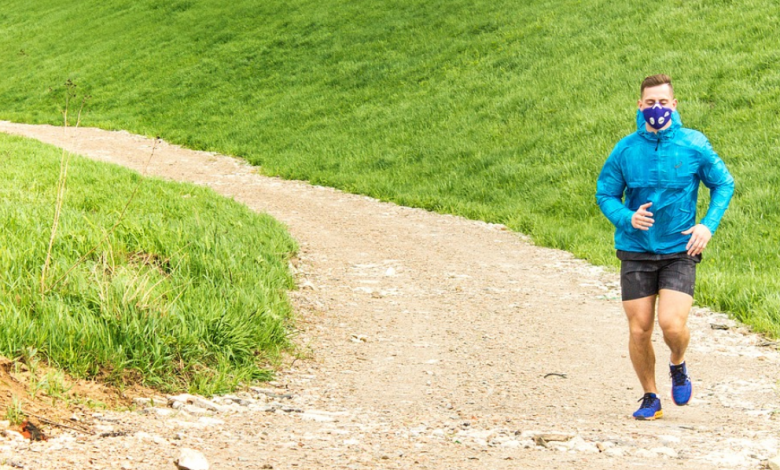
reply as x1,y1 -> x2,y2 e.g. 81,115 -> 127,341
655,137 -> 660,151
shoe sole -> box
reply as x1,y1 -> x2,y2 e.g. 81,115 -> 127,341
634,410 -> 663,420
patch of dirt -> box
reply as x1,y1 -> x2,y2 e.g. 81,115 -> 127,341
1,121 -> 779,469
0,355 -> 142,438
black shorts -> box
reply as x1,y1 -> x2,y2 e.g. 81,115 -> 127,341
617,251 -> 701,301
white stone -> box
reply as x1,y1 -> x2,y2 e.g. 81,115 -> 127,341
2,430 -> 24,441
767,454 -> 780,470
183,405 -> 208,415
133,398 -> 152,407
300,412 -> 335,422
176,448 -> 210,470
191,397 -> 229,412
197,417 -> 225,427
634,449 -> 657,459
651,446 -> 678,458
501,440 -> 522,449
153,408 -> 173,417
605,447 -> 626,457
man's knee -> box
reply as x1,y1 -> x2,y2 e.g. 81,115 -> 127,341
659,317 -> 688,339
629,323 -> 653,343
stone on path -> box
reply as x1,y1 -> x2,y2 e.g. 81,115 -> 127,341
175,448 -> 210,470
768,453 -> 780,470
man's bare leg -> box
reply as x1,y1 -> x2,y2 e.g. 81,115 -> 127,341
623,295 -> 658,393
657,289 -> 693,365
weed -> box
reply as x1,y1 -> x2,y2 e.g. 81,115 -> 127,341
4,395 -> 24,426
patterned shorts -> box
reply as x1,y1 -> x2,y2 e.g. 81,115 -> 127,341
618,251 -> 700,301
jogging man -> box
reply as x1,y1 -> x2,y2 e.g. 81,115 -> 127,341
596,74 -> 734,420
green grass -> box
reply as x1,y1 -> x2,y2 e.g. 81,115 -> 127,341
0,0 -> 779,334
0,133 -> 297,394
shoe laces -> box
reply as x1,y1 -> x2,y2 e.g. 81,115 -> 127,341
670,365 -> 689,386
637,393 -> 657,409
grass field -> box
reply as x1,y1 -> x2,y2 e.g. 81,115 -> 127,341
0,133 -> 297,394
0,0 -> 779,333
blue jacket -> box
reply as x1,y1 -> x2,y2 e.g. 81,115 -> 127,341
596,110 -> 734,254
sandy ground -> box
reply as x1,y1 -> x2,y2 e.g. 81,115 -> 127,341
1,121 -> 778,469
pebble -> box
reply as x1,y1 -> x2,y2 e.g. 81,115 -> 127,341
650,446 -> 678,458
175,448 -> 210,470
768,454 -> 780,470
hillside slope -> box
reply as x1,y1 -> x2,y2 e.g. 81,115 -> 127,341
1,0 -> 779,332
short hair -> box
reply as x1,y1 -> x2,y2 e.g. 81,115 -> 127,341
640,74 -> 673,96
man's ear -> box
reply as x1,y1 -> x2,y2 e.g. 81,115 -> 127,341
671,98 -> 678,110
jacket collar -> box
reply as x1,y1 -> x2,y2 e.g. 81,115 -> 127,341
635,108 -> 682,141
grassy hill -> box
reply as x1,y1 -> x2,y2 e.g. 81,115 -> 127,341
1,0 -> 779,333
0,133 -> 297,394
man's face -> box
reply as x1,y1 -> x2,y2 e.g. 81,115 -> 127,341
638,84 -> 677,111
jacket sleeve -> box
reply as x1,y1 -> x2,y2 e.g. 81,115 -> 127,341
596,146 -> 634,231
697,137 -> 735,234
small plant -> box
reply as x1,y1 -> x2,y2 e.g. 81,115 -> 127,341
17,346 -> 40,376
36,370 -> 73,405
4,395 -> 24,426
40,80 -> 89,299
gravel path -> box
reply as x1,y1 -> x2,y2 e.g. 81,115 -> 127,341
1,121 -> 779,470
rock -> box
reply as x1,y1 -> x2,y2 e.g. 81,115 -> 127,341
532,432 -> 574,447
569,436 -> 599,454
350,334 -> 368,343
189,397 -> 229,413
3,429 -> 25,441
300,412 -> 335,422
768,454 -> 780,470
651,446 -> 678,458
0,420 -> 10,429
634,449 -> 657,459
133,398 -> 152,407
605,447 -> 626,457
152,408 -> 173,417
197,417 -> 225,427
176,448 -> 210,470
183,405 -> 208,415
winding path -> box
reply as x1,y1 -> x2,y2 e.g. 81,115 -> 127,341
2,121 -> 778,469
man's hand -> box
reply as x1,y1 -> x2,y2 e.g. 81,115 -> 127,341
631,202 -> 654,231
682,224 -> 712,256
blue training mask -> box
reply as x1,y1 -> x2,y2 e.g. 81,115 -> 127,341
642,104 -> 673,130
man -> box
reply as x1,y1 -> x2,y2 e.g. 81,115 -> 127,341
596,74 -> 734,420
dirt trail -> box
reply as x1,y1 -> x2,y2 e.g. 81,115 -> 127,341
1,121 -> 779,469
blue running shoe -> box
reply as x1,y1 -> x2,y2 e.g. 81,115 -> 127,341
633,393 -> 663,420
670,361 -> 692,405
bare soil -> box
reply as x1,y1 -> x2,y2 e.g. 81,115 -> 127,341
1,121 -> 778,469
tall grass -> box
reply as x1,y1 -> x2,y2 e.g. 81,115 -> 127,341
0,134 -> 297,394
0,0 -> 778,333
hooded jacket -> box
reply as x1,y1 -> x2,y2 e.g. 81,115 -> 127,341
596,110 -> 734,254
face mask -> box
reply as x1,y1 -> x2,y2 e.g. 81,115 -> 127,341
642,104 -> 673,130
